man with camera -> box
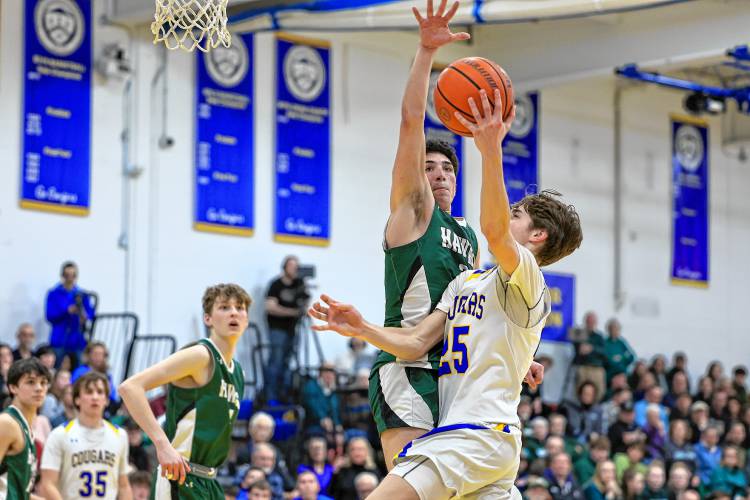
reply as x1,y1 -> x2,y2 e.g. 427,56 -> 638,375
264,256 -> 310,404
45,261 -> 95,370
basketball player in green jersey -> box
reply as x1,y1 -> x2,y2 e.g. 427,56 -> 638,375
119,283 -> 251,499
370,0 -> 544,468
0,358 -> 52,500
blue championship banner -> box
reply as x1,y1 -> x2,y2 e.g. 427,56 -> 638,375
670,114 -> 709,287
541,272 -> 575,342
427,67 -> 464,216
274,34 -> 331,246
503,92 -> 539,204
194,33 -> 255,236
20,0 -> 92,216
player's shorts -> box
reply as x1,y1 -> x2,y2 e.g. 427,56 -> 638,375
369,363 -> 439,434
152,466 -> 223,500
390,423 -> 523,499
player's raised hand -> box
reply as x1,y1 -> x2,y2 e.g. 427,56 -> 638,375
412,0 -> 470,50
308,294 -> 366,337
156,442 -> 191,485
454,88 -> 515,156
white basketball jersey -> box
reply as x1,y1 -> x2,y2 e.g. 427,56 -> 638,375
41,419 -> 129,500
434,243 -> 550,428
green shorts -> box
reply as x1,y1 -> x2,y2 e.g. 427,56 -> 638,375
151,471 -> 223,500
368,362 -> 439,434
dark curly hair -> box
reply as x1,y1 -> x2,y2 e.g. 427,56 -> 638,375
426,139 -> 459,175
513,190 -> 583,266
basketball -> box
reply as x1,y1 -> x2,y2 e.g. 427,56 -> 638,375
433,57 -> 514,137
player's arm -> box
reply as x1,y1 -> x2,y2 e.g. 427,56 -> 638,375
454,89 -> 517,275
38,470 -> 63,500
309,295 -> 446,361
118,347 -> 211,485
0,415 -> 21,464
117,474 -> 133,500
387,1 -> 470,243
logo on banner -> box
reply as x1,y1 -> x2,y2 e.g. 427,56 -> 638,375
675,124 -> 704,172
205,36 -> 249,88
34,0 -> 85,57
510,94 -> 535,139
283,45 -> 326,102
427,72 -> 442,125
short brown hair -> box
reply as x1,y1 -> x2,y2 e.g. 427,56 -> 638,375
514,190 -> 582,266
248,479 -> 271,492
129,470 -> 151,488
73,371 -> 110,408
202,283 -> 252,315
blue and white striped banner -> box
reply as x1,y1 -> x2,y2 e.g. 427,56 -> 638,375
670,114 -> 709,287
20,0 -> 92,216
541,272 -> 575,342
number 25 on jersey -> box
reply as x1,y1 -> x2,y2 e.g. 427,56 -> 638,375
438,326 -> 470,376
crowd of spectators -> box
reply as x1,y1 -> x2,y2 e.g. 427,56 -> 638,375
6,260 -> 748,499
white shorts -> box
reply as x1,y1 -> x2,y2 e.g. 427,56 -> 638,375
390,424 -> 523,500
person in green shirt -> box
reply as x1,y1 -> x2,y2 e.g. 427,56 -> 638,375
603,318 -> 636,385
573,436 -> 611,486
708,445 -> 748,498
0,357 -> 52,500
574,312 -> 608,402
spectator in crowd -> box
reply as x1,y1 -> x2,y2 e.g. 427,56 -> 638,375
670,392 -> 693,422
40,369 -> 70,426
548,414 -> 585,463
297,436 -> 334,494
667,462 -> 694,498
633,371 -> 657,401
666,352 -> 689,386
628,360 -> 648,394
237,411 -> 293,488
302,363 -> 343,441
608,401 -> 645,454
621,468 -> 645,500
726,396 -> 743,424
245,479 -> 273,500
573,436 -> 611,486
688,401 -> 711,441
293,470 -> 333,500
708,445 -> 748,498
353,472 -> 378,500
582,460 -> 621,500
562,381 -> 606,441
12,323 -> 36,361
35,344 -> 56,372
706,361 -> 724,384
643,404 -> 668,460
129,470 -> 152,500
264,255 -> 309,404
50,384 -> 76,427
709,389 -> 731,431
45,261 -> 95,369
71,341 -> 119,408
334,339 -> 375,378
642,461 -> 669,499
340,369 -> 375,441
603,318 -> 636,385
524,476 -> 552,500
613,441 -> 648,482
731,365 -> 747,405
634,386 -> 668,430
678,490 -> 701,500
573,312 -> 608,403
723,421 -> 746,451
525,417 -> 550,462
694,425 -> 723,485
694,376 -> 714,404
600,387 -> 632,434
649,355 -> 670,395
236,467 -> 266,500
664,419 -> 698,472
251,443 -> 286,500
329,437 -> 380,500
664,370 -> 690,409
544,452 -> 584,499
124,417 -> 154,472
0,343 -> 14,407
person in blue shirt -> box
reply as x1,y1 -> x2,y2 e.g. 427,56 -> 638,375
694,425 -> 723,485
292,471 -> 333,500
45,261 -> 95,369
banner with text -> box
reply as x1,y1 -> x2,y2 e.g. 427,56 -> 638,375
427,67 -> 464,216
194,33 -> 255,236
503,92 -> 539,204
274,34 -> 331,246
541,272 -> 575,342
671,114 -> 709,287
21,0 -> 92,216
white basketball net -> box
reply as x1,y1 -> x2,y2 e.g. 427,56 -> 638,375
152,0 -> 231,52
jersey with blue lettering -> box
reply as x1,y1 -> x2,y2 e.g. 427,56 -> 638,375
434,243 -> 550,427
375,204 -> 479,371
41,419 -> 129,500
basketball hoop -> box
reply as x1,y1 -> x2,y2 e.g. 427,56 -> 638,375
152,0 -> 231,53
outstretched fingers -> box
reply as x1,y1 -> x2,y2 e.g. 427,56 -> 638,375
435,0 -> 448,17
426,0 -> 434,17
444,0 -> 460,20
412,6 -> 424,23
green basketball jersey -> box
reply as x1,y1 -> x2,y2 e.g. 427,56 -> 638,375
376,204 -> 479,370
0,406 -> 36,500
163,338 -> 244,468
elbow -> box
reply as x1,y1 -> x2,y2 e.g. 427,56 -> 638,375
117,380 -> 133,399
